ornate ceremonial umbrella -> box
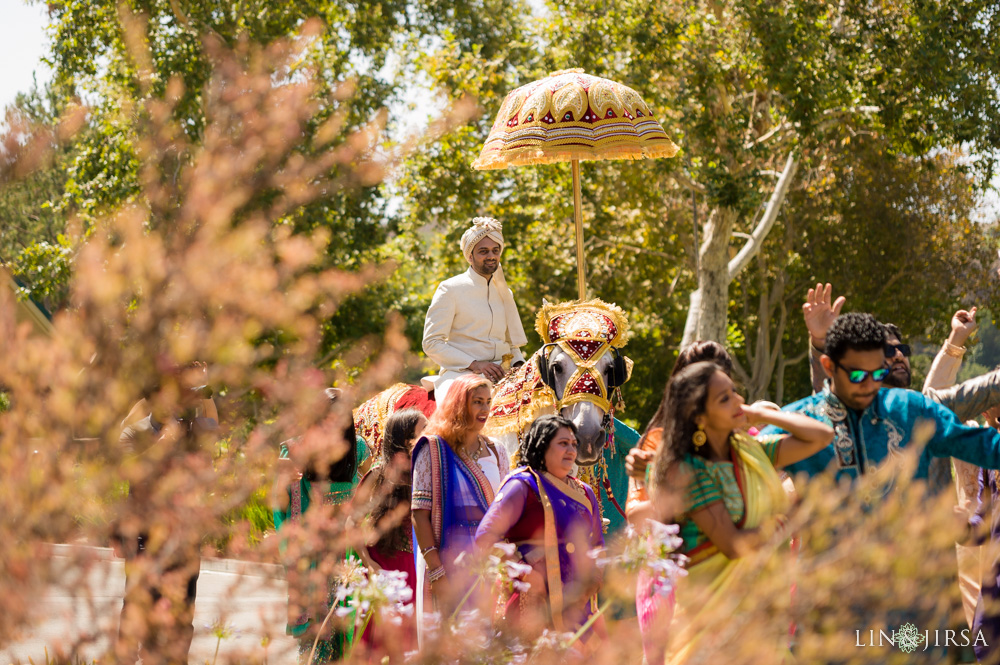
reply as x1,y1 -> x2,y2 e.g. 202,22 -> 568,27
472,69 -> 679,300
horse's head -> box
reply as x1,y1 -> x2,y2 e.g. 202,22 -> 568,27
487,299 -> 632,467
536,341 -> 627,464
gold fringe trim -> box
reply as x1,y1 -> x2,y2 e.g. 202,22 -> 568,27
472,141 -> 680,171
482,383 -> 557,437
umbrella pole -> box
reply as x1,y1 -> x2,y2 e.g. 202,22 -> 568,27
572,159 -> 586,301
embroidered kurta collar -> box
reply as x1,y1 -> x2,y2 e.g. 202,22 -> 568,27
465,266 -> 495,288
820,380 -> 885,423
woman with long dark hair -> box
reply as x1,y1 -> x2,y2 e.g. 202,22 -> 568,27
625,342 -> 734,663
651,362 -> 832,663
356,408 -> 426,653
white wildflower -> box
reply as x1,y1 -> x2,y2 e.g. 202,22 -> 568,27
422,611 -> 442,639
331,563 -> 415,624
646,519 -> 684,552
532,629 -> 575,653
591,519 -> 687,597
504,559 -> 533,579
457,543 -> 535,594
449,608 -> 492,649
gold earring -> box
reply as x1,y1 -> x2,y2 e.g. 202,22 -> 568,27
692,423 -> 707,448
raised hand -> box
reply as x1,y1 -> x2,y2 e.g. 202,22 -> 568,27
625,446 -> 653,480
740,401 -> 781,430
802,283 -> 846,349
950,306 -> 978,347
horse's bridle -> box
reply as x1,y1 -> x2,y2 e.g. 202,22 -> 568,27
535,339 -> 625,414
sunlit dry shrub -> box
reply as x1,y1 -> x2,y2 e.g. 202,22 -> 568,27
0,11 -> 473,664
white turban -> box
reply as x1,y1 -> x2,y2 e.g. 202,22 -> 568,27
460,216 -> 505,262
459,217 -> 527,348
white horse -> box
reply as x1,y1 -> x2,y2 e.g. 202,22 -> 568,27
484,299 -> 631,466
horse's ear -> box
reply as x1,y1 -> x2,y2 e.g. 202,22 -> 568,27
541,297 -> 550,307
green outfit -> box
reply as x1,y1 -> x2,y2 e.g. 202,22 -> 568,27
595,420 -> 641,620
273,436 -> 369,529
273,437 -> 369,662
678,434 -> 782,552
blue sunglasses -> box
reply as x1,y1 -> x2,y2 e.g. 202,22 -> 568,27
835,361 -> 890,384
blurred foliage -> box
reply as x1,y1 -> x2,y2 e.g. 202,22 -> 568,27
217,485 -> 274,551
0,23 -> 416,657
8,237 -> 73,313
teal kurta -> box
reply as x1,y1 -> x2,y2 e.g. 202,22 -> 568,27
770,383 -> 1000,493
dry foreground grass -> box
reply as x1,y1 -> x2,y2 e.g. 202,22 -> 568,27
0,17 -> 985,665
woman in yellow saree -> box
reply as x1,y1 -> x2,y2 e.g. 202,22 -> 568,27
649,361 -> 834,664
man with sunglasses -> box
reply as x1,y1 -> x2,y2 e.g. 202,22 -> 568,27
803,285 -> 1000,486
768,312 -> 1000,485
881,323 -> 913,388
806,288 -> 1000,639
803,283 -> 979,396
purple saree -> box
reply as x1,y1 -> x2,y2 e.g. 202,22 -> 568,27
476,467 -> 604,633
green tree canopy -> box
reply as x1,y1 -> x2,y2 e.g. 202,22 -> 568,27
3,0 -> 999,427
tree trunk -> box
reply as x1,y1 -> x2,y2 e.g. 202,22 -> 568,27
691,207 -> 738,344
680,153 -> 799,347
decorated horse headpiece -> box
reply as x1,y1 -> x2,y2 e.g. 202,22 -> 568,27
536,299 -> 632,412
485,299 -> 631,437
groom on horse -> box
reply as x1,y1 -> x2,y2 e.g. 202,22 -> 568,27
422,217 -> 528,402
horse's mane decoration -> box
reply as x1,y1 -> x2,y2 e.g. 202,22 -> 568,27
485,298 -> 631,437
353,382 -> 435,458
